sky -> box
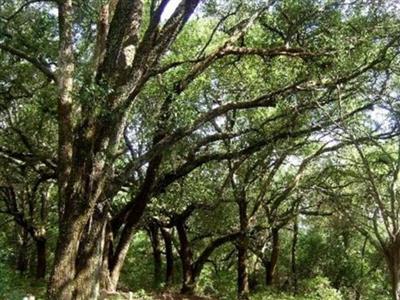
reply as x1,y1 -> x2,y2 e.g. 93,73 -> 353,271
46,0 -> 183,21
162,0 -> 181,20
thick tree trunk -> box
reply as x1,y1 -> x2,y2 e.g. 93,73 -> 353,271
391,273 -> 400,300
48,218 -> 83,299
48,206 -> 106,299
36,238 -> 47,279
385,239 -> 400,300
148,223 -> 162,288
73,207 -> 107,299
49,113 -> 125,299
50,0 -> 93,296
266,228 -> 280,286
237,194 -> 249,300
177,221 -> 195,294
161,227 -> 174,286
388,258 -> 400,300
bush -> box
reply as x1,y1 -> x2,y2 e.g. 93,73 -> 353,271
250,277 -> 342,300
0,262 -> 45,300
301,276 -> 343,300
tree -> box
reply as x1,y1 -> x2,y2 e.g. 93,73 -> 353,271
320,132 -> 400,299
0,0 -> 399,299
314,89 -> 400,299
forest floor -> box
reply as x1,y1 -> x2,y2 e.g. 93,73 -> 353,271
154,292 -> 216,300
102,291 -> 216,300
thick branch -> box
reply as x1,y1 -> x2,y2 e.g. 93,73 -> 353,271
193,232 -> 240,279
0,43 -> 56,82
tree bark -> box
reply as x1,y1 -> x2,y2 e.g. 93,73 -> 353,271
103,152 -> 164,292
291,218 -> 298,294
16,228 -> 29,273
193,232 -> 240,280
176,221 -> 195,294
48,219 -> 82,299
161,227 -> 174,286
148,222 -> 162,289
237,242 -> 249,300
48,0 -> 79,297
49,203 -> 108,299
237,192 -> 249,300
99,223 -> 116,292
36,238 -> 47,279
384,239 -> 400,300
266,227 -> 280,286
73,207 -> 107,299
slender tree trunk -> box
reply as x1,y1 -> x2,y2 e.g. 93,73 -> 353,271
193,232 -> 240,282
148,223 -> 162,289
291,218 -> 298,294
108,248 -> 126,292
237,242 -> 249,300
176,221 -> 195,294
161,227 -> 174,286
100,224 -> 115,292
237,193 -> 249,300
105,209 -> 144,291
105,155 -> 163,291
355,237 -> 368,300
36,238 -> 47,279
16,228 -> 29,273
266,227 -> 280,286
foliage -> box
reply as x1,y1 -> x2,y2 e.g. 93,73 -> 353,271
0,261 -> 45,300
250,277 -> 343,300
0,0 -> 400,299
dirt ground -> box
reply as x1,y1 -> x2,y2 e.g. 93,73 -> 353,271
154,292 -> 217,300
101,290 -> 217,300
